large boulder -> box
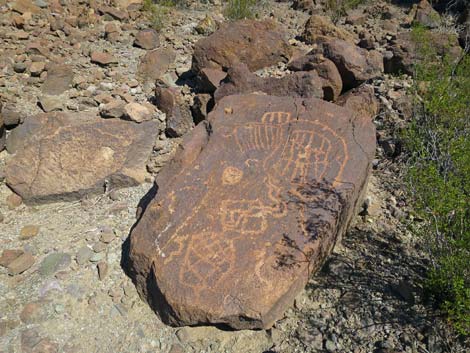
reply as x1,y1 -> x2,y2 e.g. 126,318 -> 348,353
414,0 -> 440,28
322,39 -> 383,91
127,93 -> 375,330
192,20 -> 291,73
5,112 -> 158,204
214,63 -> 324,102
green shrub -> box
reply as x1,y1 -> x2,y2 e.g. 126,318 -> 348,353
404,25 -> 470,336
224,0 -> 258,20
142,0 -> 172,31
325,0 -> 367,22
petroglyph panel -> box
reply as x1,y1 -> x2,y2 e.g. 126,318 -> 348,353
128,94 -> 376,330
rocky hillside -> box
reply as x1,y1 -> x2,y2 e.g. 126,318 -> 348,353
0,0 -> 469,352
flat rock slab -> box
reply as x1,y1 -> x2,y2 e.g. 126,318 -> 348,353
6,112 -> 158,204
128,93 -> 375,329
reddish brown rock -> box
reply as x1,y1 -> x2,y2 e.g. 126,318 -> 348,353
154,85 -> 193,137
12,0 -> 41,14
0,113 -> 5,152
288,53 -> 343,101
134,29 -> 160,50
128,93 -> 375,329
192,20 -> 291,73
8,252 -> 35,275
302,15 -> 354,44
322,39 -> 383,90
137,48 -> 176,83
196,68 -> 227,93
91,51 -> 118,66
5,112 -> 158,204
214,63 -> 324,102
98,6 -> 129,21
414,0 -> 440,28
0,249 -> 24,267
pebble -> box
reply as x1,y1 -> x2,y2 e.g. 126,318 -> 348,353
100,230 -> 115,244
89,252 -> 104,263
6,193 -> 23,209
76,246 -> 93,265
19,225 -> 40,240
97,261 -> 108,280
7,252 -> 35,275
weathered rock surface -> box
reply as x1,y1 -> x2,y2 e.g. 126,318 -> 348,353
302,15 -> 354,44
288,53 -> 343,101
134,29 -> 160,50
137,48 -> 176,83
214,63 -> 324,102
41,64 -> 74,95
322,39 -> 383,90
128,93 -> 375,329
0,113 -> 5,152
5,112 -> 158,204
414,0 -> 440,28
192,20 -> 291,73
155,85 -> 193,137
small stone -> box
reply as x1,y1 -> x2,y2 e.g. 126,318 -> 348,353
89,252 -> 104,263
14,62 -> 27,73
124,102 -> 152,123
100,99 -> 126,118
7,252 -> 35,275
30,62 -> 45,76
32,338 -> 58,353
21,328 -> 41,350
6,193 -> 23,209
0,249 -> 24,267
97,261 -> 108,280
92,242 -> 106,253
134,29 -> 160,50
76,246 -> 93,265
20,302 -> 48,324
39,95 -> 63,112
19,225 -> 40,240
39,252 -> 71,276
90,51 -> 118,66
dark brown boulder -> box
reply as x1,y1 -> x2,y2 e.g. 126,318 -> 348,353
301,15 -> 354,44
154,85 -> 193,138
322,39 -> 383,90
5,112 -> 158,204
214,63 -> 324,102
196,68 -> 227,94
127,93 -> 375,330
134,29 -> 160,50
288,53 -> 343,101
192,20 -> 291,73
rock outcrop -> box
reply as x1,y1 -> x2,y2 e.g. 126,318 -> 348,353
128,93 -> 375,330
5,112 -> 158,204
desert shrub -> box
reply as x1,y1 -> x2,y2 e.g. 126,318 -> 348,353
224,0 -> 258,20
404,24 -> 470,335
142,0 -> 172,31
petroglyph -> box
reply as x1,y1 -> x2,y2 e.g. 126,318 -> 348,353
128,94 -> 376,329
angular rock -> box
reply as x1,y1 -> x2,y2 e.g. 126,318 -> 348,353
137,48 -> 176,83
191,94 -> 213,125
100,99 -> 126,119
134,29 -> 160,50
196,68 -> 227,93
1,105 -> 23,127
155,85 -> 193,138
192,20 -> 291,73
128,93 -> 375,329
0,249 -> 24,267
337,84 -> 378,121
91,51 -> 118,66
38,95 -> 63,112
214,63 -> 324,102
302,15 -> 354,44
124,102 -> 153,123
322,39 -> 383,90
39,252 -> 71,276
288,53 -> 343,101
41,64 -> 74,95
12,0 -> 41,14
414,0 -> 440,28
98,6 -> 129,21
8,252 -> 35,275
5,112 -> 158,204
